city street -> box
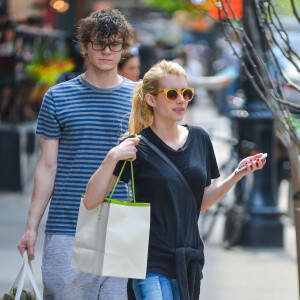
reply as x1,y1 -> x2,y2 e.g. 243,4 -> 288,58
0,96 -> 298,299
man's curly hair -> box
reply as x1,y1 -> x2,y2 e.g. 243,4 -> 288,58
77,8 -> 134,57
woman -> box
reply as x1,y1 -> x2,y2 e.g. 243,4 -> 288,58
118,51 -> 140,81
84,60 -> 266,300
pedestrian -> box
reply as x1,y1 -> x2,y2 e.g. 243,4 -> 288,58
18,8 -> 135,300
118,51 -> 140,81
83,60 -> 267,300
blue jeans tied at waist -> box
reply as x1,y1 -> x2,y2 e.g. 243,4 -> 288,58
132,273 -> 180,300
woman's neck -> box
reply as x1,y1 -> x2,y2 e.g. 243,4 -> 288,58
151,120 -> 178,141
150,121 -> 188,151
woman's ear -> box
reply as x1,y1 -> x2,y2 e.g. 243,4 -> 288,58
145,93 -> 156,108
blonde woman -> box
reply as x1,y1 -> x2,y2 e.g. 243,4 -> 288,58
84,60 -> 266,300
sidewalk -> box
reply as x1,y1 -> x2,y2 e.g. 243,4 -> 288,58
0,96 -> 298,299
201,214 -> 297,299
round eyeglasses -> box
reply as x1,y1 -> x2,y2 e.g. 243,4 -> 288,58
150,88 -> 194,102
90,40 -> 123,52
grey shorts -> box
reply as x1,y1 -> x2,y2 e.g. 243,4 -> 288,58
42,234 -> 127,300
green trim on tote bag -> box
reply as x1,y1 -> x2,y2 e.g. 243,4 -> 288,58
81,195 -> 150,206
104,199 -> 150,207
80,195 -> 149,206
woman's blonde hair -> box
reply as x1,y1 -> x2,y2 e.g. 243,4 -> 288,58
128,60 -> 186,135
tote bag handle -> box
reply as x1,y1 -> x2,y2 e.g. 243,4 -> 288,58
9,250 -> 42,300
108,159 -> 136,203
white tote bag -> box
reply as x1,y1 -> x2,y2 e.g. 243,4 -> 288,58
71,160 -> 151,279
4,250 -> 42,300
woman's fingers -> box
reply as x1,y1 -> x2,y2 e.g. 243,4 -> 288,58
252,153 -> 266,170
237,153 -> 267,174
131,137 -> 140,145
117,137 -> 140,161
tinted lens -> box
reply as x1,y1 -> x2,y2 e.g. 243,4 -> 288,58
166,89 -> 179,101
183,89 -> 193,101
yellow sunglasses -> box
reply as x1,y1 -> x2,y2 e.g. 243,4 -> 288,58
150,88 -> 194,102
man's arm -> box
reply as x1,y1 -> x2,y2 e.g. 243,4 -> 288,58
18,136 -> 59,260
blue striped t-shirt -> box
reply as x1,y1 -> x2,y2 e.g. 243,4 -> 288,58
36,75 -> 136,235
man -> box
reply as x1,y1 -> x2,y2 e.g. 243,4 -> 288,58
18,9 -> 136,300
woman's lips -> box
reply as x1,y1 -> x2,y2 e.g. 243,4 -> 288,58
173,107 -> 185,113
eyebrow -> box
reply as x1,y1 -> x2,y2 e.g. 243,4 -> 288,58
91,39 -> 123,43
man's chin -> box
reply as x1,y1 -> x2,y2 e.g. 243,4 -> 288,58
96,65 -> 115,73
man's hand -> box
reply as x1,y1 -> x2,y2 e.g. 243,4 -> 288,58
18,228 -> 38,260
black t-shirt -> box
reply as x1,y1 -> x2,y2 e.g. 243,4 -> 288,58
114,125 -> 220,279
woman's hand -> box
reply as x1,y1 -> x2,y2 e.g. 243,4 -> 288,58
236,153 -> 267,177
84,137 -> 140,210
110,137 -> 140,162
201,153 -> 267,211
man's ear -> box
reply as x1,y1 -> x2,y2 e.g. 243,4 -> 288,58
82,43 -> 88,57
118,49 -> 126,64
145,93 -> 156,108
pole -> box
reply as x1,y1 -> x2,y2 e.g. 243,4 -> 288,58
294,196 -> 300,295
289,144 -> 300,296
233,0 -> 284,247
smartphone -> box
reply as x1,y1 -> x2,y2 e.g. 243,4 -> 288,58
234,153 -> 268,173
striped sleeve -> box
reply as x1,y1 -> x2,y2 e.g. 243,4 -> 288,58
36,88 -> 61,139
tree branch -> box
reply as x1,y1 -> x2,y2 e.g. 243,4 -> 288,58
290,0 -> 300,24
214,0 -> 300,145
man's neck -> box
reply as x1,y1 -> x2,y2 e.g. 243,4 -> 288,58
82,67 -> 123,89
